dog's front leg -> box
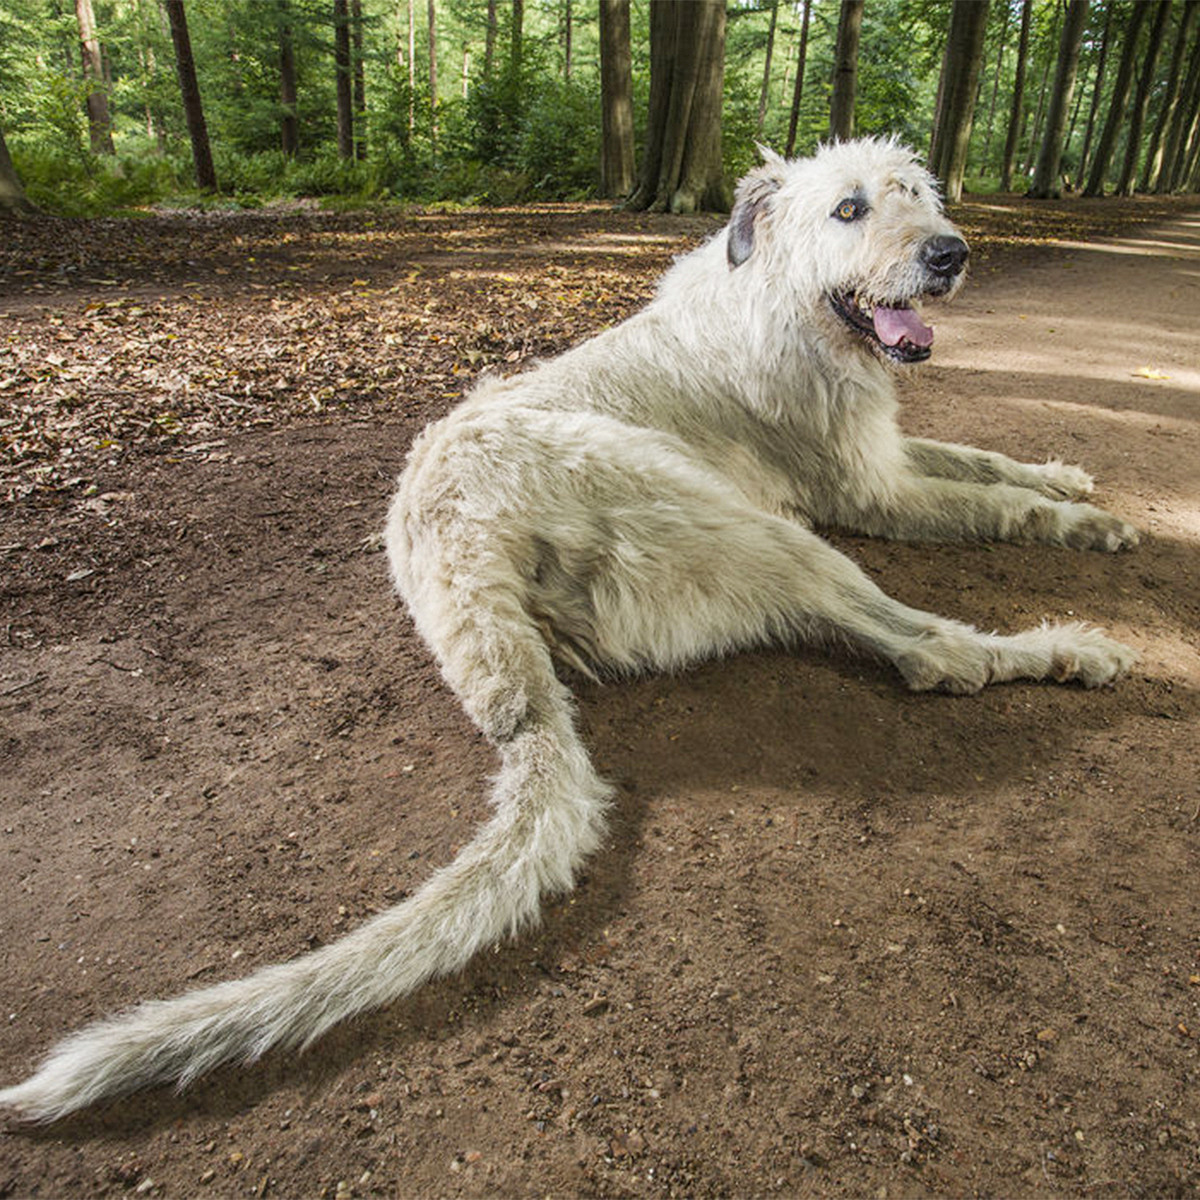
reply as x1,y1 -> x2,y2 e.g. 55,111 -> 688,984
904,437 -> 1095,500
836,474 -> 1139,552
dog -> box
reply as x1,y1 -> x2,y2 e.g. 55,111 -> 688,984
0,138 -> 1138,1122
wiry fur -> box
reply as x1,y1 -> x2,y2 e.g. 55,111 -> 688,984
0,139 -> 1138,1123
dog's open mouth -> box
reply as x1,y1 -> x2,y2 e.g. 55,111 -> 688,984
830,292 -> 934,363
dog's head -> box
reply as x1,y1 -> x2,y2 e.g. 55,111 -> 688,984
727,138 -> 968,365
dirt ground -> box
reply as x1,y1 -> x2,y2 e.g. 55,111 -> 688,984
1,194 -> 1199,1198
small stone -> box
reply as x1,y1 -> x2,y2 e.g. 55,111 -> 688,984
1036,1028 -> 1058,1042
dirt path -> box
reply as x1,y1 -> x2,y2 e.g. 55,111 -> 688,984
1,206 -> 1199,1197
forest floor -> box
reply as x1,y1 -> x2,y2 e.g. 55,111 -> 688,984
0,191 -> 1198,1198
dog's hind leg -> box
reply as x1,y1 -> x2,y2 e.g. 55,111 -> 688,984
567,481 -> 1135,695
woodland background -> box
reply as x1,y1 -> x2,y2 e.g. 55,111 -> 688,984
3,0 -> 1200,219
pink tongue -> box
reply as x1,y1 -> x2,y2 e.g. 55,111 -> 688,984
874,305 -> 934,348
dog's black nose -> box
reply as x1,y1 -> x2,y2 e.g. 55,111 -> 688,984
920,235 -> 969,277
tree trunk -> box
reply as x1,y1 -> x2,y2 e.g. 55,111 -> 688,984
511,0 -> 524,74
599,0 -> 635,199
352,0 -> 366,160
757,0 -> 779,132
1028,0 -> 1089,199
1076,0 -> 1112,183
929,0 -> 991,203
563,0 -> 572,79
279,0 -> 299,158
164,0 -> 217,191
1116,0 -> 1171,195
785,0 -> 812,156
75,0 -> 115,154
1000,0 -> 1032,190
628,0 -> 729,214
1161,12 -> 1200,191
484,0 -> 497,80
1082,0 -> 1151,195
980,0 -> 1012,170
407,0 -> 416,132
1023,0 -> 1059,175
0,125 -> 37,215
334,0 -> 353,159
428,0 -> 438,142
462,43 -> 470,98
828,0 -> 864,141
1142,0 -> 1199,192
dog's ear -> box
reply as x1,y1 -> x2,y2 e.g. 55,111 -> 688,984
727,167 -> 783,269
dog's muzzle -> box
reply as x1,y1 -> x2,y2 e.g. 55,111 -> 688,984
830,233 -> 969,364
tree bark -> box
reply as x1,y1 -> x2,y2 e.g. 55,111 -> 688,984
599,0 -> 635,198
164,0 -> 217,191
757,0 -> 779,132
279,0 -> 299,158
1028,0 -> 1089,198
828,0 -> 864,141
784,0 -> 811,157
75,0 -> 115,154
1000,0 -> 1032,191
628,0 -> 729,214
1142,0 -> 1199,192
334,0 -> 353,159
929,0 -> 991,203
1077,0 -> 1113,183
1082,0 -> 1151,195
0,125 -> 37,215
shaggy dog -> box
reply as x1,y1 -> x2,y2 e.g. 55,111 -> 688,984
0,138 -> 1137,1122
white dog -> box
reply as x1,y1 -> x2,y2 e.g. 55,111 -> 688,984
0,138 -> 1137,1122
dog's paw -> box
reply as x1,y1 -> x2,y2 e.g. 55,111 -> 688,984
1058,504 -> 1140,552
1035,460 -> 1094,500
1046,624 -> 1137,688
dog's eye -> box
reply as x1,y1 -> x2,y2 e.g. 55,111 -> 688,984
833,197 -> 866,222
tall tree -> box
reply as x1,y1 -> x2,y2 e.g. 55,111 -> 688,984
828,0 -> 864,140
1077,0 -> 1113,183
164,0 -> 216,191
428,0 -> 438,141
334,0 -> 353,158
352,0 -> 366,160
1082,0 -> 1151,195
279,0 -> 299,158
929,0 -> 991,203
980,0 -> 1013,169
75,0 -> 115,154
757,0 -> 779,132
1000,0 -> 1033,190
1028,0 -> 1089,199
484,0 -> 498,79
784,0 -> 812,157
1160,11 -> 1200,191
598,0 -> 634,198
1116,0 -> 1171,195
511,0 -> 524,73
1142,1 -> 1199,191
629,0 -> 729,214
0,125 -> 36,215
563,0 -> 573,79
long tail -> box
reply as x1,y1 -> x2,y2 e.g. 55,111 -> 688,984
0,705 -> 612,1122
